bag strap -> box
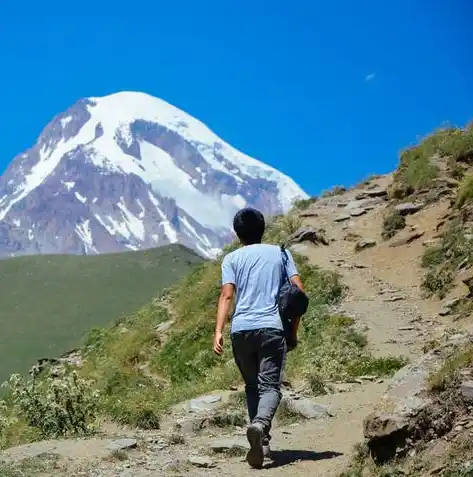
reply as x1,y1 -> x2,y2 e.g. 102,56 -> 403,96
280,244 -> 292,285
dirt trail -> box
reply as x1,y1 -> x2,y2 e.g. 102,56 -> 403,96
1,178 -> 456,477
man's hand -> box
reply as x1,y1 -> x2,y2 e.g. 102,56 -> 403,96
213,331 -> 224,355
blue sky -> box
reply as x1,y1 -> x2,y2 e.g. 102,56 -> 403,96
0,0 -> 471,196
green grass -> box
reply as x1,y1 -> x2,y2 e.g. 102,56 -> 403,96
428,344 -> 473,392
455,174 -> 473,209
0,244 -> 204,383
0,216 -> 407,448
382,210 -> 406,240
420,221 -> 473,299
390,124 -> 473,199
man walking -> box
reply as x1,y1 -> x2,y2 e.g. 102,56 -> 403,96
213,207 -> 304,469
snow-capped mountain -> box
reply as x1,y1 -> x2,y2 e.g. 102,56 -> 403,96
0,91 -> 308,259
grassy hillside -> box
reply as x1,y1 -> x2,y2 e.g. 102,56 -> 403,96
0,245 -> 204,383
0,212 -> 407,446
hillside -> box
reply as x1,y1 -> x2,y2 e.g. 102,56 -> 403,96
1,121 -> 473,477
0,244 -> 204,383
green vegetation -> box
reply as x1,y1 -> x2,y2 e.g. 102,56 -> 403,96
292,196 -> 318,210
421,222 -> 473,299
428,344 -> 473,392
390,124 -> 473,199
321,185 -> 347,197
455,174 -> 473,209
0,215 -> 407,449
0,454 -> 60,477
0,245 -> 204,383
382,210 -> 406,240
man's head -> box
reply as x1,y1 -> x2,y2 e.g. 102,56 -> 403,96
233,207 -> 265,245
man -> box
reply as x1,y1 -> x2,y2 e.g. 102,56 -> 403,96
213,207 -> 304,469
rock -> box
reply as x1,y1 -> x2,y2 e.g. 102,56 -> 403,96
459,268 -> 473,296
363,334 -> 471,463
334,213 -> 351,222
383,296 -> 404,302
389,231 -> 425,247
208,439 -> 247,454
365,188 -> 388,198
398,326 -> 414,331
350,208 -> 367,217
439,308 -> 451,317
106,439 -> 138,452
154,319 -> 176,333
344,231 -> 362,242
282,396 -> 332,419
355,239 -> 376,251
299,211 -> 318,218
394,202 -> 424,216
289,226 -> 329,246
461,381 -> 473,402
188,456 -> 216,468
187,395 -> 223,413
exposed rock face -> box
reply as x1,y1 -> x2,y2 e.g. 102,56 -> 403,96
0,92 -> 307,259
363,333 -> 472,463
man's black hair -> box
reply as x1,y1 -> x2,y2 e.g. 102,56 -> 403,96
233,207 -> 265,245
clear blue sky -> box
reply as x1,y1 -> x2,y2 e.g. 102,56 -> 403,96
0,1 -> 471,196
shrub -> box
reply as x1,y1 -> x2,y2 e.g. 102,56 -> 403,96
421,267 -> 454,299
382,210 -> 406,240
455,174 -> 473,209
321,185 -> 346,197
292,196 -> 318,211
3,366 -> 99,439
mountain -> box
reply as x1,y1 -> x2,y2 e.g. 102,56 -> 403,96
0,92 -> 308,259
0,244 -> 204,384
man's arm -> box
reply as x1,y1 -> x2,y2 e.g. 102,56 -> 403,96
214,284 -> 234,355
214,255 -> 236,355
285,250 -> 305,342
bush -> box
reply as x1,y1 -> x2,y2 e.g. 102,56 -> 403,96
2,366 -> 99,439
455,174 -> 473,209
321,185 -> 346,197
382,210 -> 406,240
421,267 -> 454,299
292,196 -> 318,211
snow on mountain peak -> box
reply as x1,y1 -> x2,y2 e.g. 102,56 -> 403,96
0,91 -> 308,259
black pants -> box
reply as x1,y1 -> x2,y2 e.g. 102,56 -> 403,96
231,328 -> 287,442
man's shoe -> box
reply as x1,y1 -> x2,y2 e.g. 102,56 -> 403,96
263,444 -> 271,458
246,423 -> 264,469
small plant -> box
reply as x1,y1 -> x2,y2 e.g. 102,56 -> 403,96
305,372 -> 327,396
167,432 -> 186,445
455,174 -> 473,209
428,344 -> 473,391
207,408 -> 247,428
292,196 -> 318,211
382,210 -> 406,240
321,185 -> 346,197
421,267 -> 454,299
275,399 -> 304,425
3,366 -> 99,439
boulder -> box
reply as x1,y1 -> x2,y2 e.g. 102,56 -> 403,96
389,231 -> 424,247
106,438 -> 137,452
281,395 -> 332,420
355,239 -> 376,251
289,226 -> 329,246
394,202 -> 424,216
334,213 -> 351,222
350,208 -> 368,217
459,268 -> 473,296
363,333 -> 471,463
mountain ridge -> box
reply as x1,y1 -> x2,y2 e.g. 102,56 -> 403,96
0,91 -> 308,259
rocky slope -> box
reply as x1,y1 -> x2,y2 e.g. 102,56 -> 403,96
1,123 -> 473,477
0,91 -> 307,259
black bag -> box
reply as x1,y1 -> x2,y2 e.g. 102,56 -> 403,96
277,245 -> 309,349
